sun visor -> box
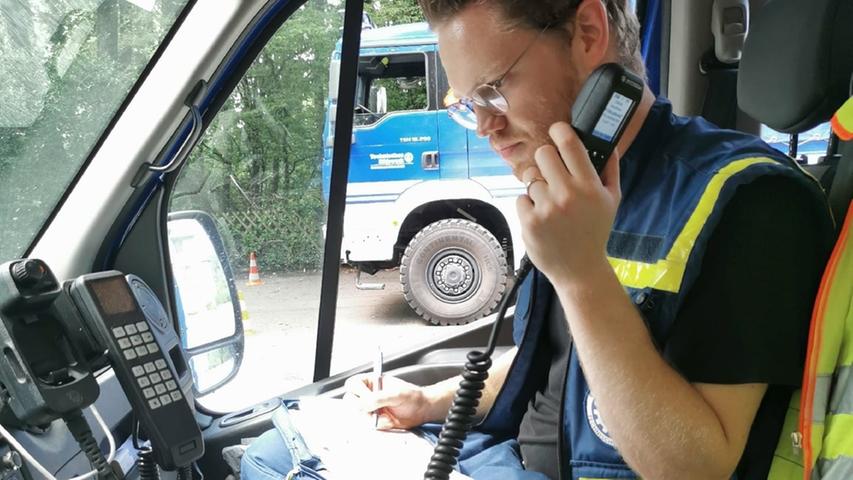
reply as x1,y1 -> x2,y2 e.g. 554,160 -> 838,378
737,0 -> 853,133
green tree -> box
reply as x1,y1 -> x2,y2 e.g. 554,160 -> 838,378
171,0 -> 426,272
0,0 -> 186,261
366,1 -> 424,26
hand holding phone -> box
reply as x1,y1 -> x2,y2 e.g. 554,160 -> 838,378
570,63 -> 644,173
518,63 -> 644,286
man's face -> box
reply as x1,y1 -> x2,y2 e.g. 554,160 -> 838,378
436,4 -> 583,179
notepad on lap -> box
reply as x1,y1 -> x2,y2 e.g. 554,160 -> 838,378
290,397 -> 471,479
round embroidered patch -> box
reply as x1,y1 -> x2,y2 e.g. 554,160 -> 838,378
585,392 -> 615,447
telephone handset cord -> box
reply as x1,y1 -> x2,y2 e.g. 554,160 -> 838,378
423,255 -> 533,480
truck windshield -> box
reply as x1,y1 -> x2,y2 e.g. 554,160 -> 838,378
0,0 -> 190,261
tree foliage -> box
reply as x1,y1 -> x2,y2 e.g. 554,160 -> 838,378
0,0 -> 425,272
366,1 -> 424,27
171,0 -> 426,272
0,0 -> 185,261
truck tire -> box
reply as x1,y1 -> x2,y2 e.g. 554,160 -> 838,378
400,219 -> 508,326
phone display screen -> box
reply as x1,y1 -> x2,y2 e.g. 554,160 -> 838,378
89,276 -> 136,315
592,92 -> 634,142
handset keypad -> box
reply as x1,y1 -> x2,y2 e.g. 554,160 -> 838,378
110,321 -> 183,411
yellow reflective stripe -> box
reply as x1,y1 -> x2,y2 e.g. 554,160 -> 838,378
609,157 -> 778,293
821,413 -> 853,460
767,456 -> 804,480
811,422 -> 826,464
816,212 -> 853,373
832,97 -> 853,140
608,256 -> 682,293
829,254 -> 853,369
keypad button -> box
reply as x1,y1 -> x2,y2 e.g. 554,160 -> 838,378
135,346 -> 148,357
123,349 -> 137,360
132,366 -> 145,377
159,369 -> 172,380
148,398 -> 161,410
141,332 -> 154,343
170,391 -> 183,402
159,394 -> 172,406
137,377 -> 151,388
165,380 -> 178,391
154,384 -> 167,395
146,343 -> 160,354
144,362 -> 156,373
155,359 -> 167,369
149,373 -> 162,384
118,338 -> 132,349
130,335 -> 143,346
125,324 -> 138,335
112,327 -> 127,338
135,321 -> 150,332
143,388 -> 155,399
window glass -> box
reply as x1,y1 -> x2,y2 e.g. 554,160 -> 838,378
329,9 -> 478,376
0,0 -> 190,260
760,122 -> 832,164
355,53 -> 428,126
171,1 -> 497,411
168,1 -> 343,411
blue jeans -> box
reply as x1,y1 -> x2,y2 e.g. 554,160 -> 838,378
241,404 -> 550,480
241,403 -> 326,480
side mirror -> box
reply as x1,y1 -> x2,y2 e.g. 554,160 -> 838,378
376,86 -> 387,115
167,211 -> 244,396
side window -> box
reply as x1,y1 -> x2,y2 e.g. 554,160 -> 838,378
760,122 -> 832,164
354,53 -> 429,126
168,3 -> 462,410
166,2 -> 343,411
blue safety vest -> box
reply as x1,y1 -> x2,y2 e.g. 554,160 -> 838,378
477,99 -> 833,479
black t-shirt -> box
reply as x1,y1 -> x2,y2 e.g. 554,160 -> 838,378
516,175 -> 829,479
517,292 -> 571,480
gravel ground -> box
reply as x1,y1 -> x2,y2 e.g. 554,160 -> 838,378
196,267 -> 468,412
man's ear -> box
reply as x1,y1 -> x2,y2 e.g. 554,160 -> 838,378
570,0 -> 610,73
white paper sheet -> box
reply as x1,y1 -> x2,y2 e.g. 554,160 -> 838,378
289,397 -> 471,479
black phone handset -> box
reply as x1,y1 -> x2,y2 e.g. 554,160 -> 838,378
423,63 -> 644,480
68,271 -> 203,475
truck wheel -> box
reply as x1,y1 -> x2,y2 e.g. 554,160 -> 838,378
400,219 -> 508,326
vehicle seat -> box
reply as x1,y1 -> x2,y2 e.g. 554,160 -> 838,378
737,0 -> 853,478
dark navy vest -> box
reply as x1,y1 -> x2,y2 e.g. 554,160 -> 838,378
477,99 -> 832,479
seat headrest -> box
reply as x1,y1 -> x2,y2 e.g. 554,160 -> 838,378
737,0 -> 853,133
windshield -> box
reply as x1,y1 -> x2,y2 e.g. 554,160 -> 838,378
0,0 -> 191,260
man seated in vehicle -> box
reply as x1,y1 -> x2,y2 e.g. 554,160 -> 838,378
242,0 -> 835,478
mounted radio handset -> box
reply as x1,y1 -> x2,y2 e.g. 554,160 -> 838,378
0,260 -> 203,479
68,271 -> 203,472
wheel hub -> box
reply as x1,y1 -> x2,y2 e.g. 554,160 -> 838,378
428,250 -> 480,302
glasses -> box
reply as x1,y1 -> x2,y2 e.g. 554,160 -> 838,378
447,26 -> 549,130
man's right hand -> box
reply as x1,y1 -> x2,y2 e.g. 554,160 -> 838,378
343,374 -> 446,430
343,347 -> 517,431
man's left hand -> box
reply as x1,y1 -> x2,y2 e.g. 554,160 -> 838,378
517,122 -> 621,287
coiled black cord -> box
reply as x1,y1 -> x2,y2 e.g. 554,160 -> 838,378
137,447 -> 160,480
62,410 -> 117,480
424,256 -> 533,480
176,465 -> 193,480
133,418 -> 191,480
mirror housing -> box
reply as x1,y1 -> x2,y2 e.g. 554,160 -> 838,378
376,86 -> 387,115
167,210 -> 244,396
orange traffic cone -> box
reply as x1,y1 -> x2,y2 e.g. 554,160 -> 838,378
247,252 -> 263,286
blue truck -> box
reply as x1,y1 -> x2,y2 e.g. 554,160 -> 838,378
322,22 -> 525,326
321,21 -> 834,327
